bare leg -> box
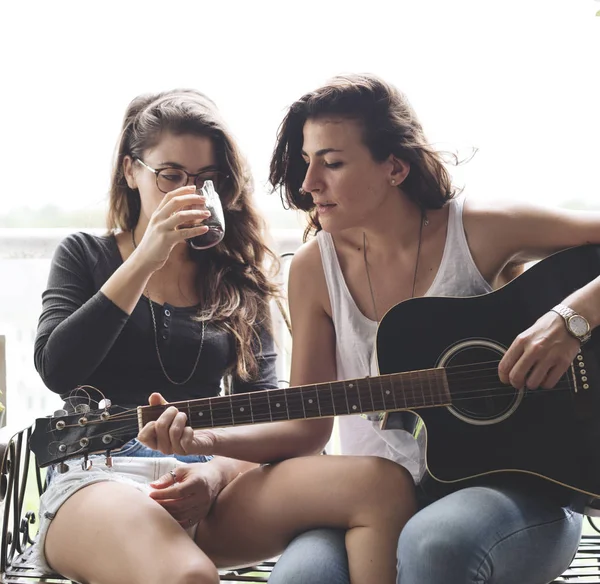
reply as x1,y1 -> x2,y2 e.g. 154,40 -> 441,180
45,481 -> 219,584
197,455 -> 415,584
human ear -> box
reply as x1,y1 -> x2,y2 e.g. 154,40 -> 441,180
123,156 -> 137,189
388,156 -> 410,186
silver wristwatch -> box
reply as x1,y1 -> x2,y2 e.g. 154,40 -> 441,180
551,304 -> 592,344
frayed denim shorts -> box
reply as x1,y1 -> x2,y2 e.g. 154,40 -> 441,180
29,440 -> 211,575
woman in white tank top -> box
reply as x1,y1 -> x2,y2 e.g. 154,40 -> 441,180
266,73 -> 600,584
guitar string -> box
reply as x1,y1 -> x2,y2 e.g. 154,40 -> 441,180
47,356 -> 581,442
46,379 -> 578,458
57,365 -> 576,425
69,358 -> 570,423
58,356 -> 559,420
85,368 -> 576,423
50,381 -> 576,436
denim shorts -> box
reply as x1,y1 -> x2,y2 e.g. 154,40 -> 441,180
30,440 -> 211,575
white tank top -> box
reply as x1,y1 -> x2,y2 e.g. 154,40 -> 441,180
317,196 -> 492,481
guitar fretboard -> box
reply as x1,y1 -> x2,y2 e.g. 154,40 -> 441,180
140,368 -> 451,429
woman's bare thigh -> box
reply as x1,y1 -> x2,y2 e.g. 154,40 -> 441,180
196,455 -> 414,567
45,481 -> 216,584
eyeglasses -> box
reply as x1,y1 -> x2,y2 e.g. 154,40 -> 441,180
135,158 -> 227,193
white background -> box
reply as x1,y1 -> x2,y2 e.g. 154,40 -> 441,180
1,0 -> 599,225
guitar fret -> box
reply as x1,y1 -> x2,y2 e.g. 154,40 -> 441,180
266,391 -> 273,421
316,386 -> 323,416
283,387 -> 291,420
427,371 -> 436,406
330,381 -> 345,415
249,392 -> 271,424
355,379 -> 363,413
316,383 -> 336,417
302,386 -> 321,418
343,380 -> 361,414
371,377 -> 386,411
229,395 -> 235,425
299,386 -> 307,419
411,372 -> 420,407
390,377 -> 409,409
418,372 -> 427,407
414,372 -> 423,407
209,395 -> 234,427
428,371 -> 435,406
188,400 -> 212,429
432,371 -> 441,405
367,377 -> 376,412
265,389 -> 289,422
231,393 -> 252,425
249,393 -> 255,423
285,387 -> 306,421
330,382 -> 337,415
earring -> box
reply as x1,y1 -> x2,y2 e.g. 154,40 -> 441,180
390,179 -> 396,185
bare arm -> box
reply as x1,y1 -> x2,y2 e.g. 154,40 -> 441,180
208,242 -> 337,461
462,199 -> 600,388
35,188 -> 210,391
465,199 -> 600,284
138,247 -> 336,463
464,199 -> 600,320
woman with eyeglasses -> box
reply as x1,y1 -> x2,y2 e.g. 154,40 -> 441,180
32,89 -> 416,584
264,73 -> 599,584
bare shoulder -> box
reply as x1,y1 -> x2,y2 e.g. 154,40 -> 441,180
290,237 -> 322,272
462,196 -> 550,223
463,196 -> 600,228
288,237 -> 331,316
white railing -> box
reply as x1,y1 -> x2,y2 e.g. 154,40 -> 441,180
0,228 -> 303,429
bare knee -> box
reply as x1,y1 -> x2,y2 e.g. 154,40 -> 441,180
352,457 -> 416,524
170,558 -> 220,584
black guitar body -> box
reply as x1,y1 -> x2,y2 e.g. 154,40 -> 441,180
376,244 -> 600,510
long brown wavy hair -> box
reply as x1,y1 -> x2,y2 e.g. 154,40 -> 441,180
107,89 -> 278,380
269,73 -> 460,240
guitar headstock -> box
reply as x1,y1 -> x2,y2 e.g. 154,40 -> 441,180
30,404 -> 138,468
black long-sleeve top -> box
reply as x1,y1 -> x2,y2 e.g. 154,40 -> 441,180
34,232 -> 278,409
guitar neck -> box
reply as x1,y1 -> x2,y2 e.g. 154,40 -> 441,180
138,368 -> 451,429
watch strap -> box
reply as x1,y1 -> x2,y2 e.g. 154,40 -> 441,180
551,304 -> 591,344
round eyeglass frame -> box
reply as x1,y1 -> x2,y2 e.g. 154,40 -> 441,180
135,158 -> 228,193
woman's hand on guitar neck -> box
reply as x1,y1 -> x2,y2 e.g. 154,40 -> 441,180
498,310 -> 581,390
138,393 -> 218,456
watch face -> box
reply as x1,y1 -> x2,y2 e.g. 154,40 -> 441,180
569,315 -> 590,337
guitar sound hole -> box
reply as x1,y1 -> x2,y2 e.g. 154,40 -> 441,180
439,340 -> 523,426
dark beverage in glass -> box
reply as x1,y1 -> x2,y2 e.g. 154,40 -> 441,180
187,180 -> 225,250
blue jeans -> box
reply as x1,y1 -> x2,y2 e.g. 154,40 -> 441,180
47,439 -> 210,484
268,483 -> 582,584
110,439 -> 211,463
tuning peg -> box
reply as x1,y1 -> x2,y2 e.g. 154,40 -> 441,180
81,456 -> 93,471
98,399 -> 112,410
53,409 -> 68,417
105,450 -> 113,468
57,462 -> 70,474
